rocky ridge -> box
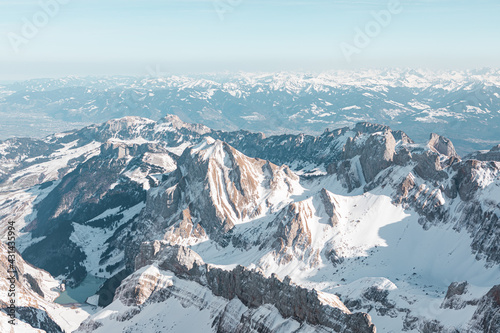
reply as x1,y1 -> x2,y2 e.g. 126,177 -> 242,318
77,242 -> 375,333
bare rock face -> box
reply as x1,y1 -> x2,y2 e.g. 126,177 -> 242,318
335,160 -> 364,192
81,115 -> 211,144
141,138 -> 301,246
452,160 -> 500,201
214,126 -> 350,170
393,158 -> 500,263
468,285 -> 500,332
466,144 -> 500,162
412,150 -> 448,182
353,122 -> 392,134
215,121 -> 413,182
396,179 -> 448,229
344,130 -> 396,184
159,114 -> 212,135
163,208 -> 207,245
269,189 -> 342,266
428,133 -> 460,158
119,243 -> 377,333
11,307 -> 63,333
113,264 -> 171,307
351,122 -> 413,145
441,281 -> 478,310
135,241 -> 205,279
3,116 -> 500,332
206,266 -> 375,333
271,202 -> 313,264
320,188 -> 341,227
395,173 -> 416,203
441,160 -> 500,264
342,284 -> 398,320
100,141 -> 160,160
442,281 -> 468,308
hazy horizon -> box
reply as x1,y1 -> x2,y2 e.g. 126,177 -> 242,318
1,66 -> 499,83
1,0 -> 499,80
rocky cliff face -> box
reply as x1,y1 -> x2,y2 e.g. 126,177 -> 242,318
428,133 -> 459,158
268,189 -> 343,267
466,144 -> 500,162
77,242 -> 375,333
468,285 -> 500,332
391,158 -> 500,264
137,137 -> 302,247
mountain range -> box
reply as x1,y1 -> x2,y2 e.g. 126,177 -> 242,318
0,114 -> 499,332
1,69 -> 500,155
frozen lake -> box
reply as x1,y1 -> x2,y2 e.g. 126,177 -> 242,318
55,275 -> 106,304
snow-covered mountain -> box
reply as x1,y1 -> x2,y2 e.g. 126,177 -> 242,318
1,115 -> 500,332
1,69 -> 500,155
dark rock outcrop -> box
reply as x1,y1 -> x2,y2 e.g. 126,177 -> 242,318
466,144 -> 500,162
428,133 -> 460,158
468,285 -> 500,332
344,130 -> 396,184
441,281 -> 479,310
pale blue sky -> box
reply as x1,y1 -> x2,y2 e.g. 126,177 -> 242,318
0,0 -> 499,79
